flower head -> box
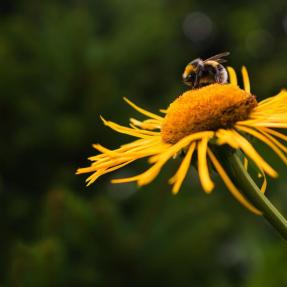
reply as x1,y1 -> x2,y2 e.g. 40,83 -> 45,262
161,83 -> 257,144
77,67 -> 287,215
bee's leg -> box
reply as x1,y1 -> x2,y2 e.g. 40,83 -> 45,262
192,74 -> 200,89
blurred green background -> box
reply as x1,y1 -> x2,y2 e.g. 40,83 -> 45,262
1,0 -> 287,286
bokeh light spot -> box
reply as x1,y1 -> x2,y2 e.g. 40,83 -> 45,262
182,12 -> 214,43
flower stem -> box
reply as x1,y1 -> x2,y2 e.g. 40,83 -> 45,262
214,146 -> 287,240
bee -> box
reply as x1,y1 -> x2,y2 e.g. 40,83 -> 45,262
182,52 -> 230,89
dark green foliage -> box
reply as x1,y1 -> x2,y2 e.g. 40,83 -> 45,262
1,0 -> 287,286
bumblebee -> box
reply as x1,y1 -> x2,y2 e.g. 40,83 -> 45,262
182,52 -> 230,89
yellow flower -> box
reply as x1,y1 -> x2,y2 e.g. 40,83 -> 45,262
77,67 -> 287,215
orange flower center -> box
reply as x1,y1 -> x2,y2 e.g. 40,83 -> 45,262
161,84 -> 257,144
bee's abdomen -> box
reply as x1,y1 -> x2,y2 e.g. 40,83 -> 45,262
201,62 -> 228,86
216,63 -> 228,84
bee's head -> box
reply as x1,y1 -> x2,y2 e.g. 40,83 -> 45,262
182,59 -> 203,88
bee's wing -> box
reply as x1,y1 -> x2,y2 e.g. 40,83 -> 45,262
204,52 -> 230,63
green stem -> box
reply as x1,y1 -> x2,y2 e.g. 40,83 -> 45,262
214,146 -> 287,240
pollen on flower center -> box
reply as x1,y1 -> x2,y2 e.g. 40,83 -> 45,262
161,83 -> 257,144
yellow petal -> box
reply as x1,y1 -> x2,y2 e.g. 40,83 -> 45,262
130,118 -> 161,130
124,97 -> 163,120
207,148 -> 262,215
241,66 -> 250,93
216,129 -> 240,149
86,160 -> 135,186
260,127 -> 287,142
243,157 -> 248,170
259,129 -> 287,155
100,116 -> 157,138
231,130 -> 278,177
197,136 -> 214,193
227,66 -> 238,86
112,131 -> 213,187
236,125 -> 287,164
169,142 -> 196,194
137,133 -> 204,186
259,169 -> 267,194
